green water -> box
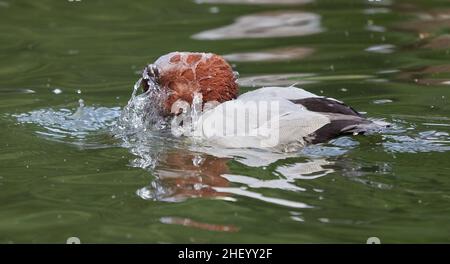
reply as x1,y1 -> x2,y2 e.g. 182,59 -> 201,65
1,0 -> 450,243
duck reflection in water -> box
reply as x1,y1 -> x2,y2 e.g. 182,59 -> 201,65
137,150 -> 231,202
135,146 -> 339,206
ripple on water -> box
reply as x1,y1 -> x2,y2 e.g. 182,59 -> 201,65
380,118 -> 450,153
383,133 -> 450,153
192,11 -> 323,40
213,187 -> 312,209
238,73 -> 316,87
160,216 -> 239,233
365,44 -> 396,54
224,47 -> 314,62
237,74 -> 375,87
373,99 -> 394,104
0,88 -> 36,94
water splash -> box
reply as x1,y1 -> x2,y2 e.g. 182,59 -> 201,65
383,131 -> 450,153
114,78 -> 168,136
170,92 -> 203,138
110,75 -> 183,171
378,118 -> 450,153
14,99 -> 120,145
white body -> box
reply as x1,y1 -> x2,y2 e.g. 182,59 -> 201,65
189,86 -> 333,151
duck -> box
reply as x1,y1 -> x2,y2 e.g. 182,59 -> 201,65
141,51 -> 387,151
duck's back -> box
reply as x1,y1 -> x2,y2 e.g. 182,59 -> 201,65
193,86 -> 386,150
194,87 -> 328,149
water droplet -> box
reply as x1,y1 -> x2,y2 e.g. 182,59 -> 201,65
52,88 -> 62,94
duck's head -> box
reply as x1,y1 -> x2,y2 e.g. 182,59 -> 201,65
142,52 -> 239,115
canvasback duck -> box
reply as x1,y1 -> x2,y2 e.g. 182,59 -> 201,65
141,52 -> 387,150
142,52 -> 238,115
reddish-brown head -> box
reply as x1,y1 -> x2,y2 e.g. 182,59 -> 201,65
142,52 -> 239,115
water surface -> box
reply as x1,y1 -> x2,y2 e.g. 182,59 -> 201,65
0,0 -> 449,243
